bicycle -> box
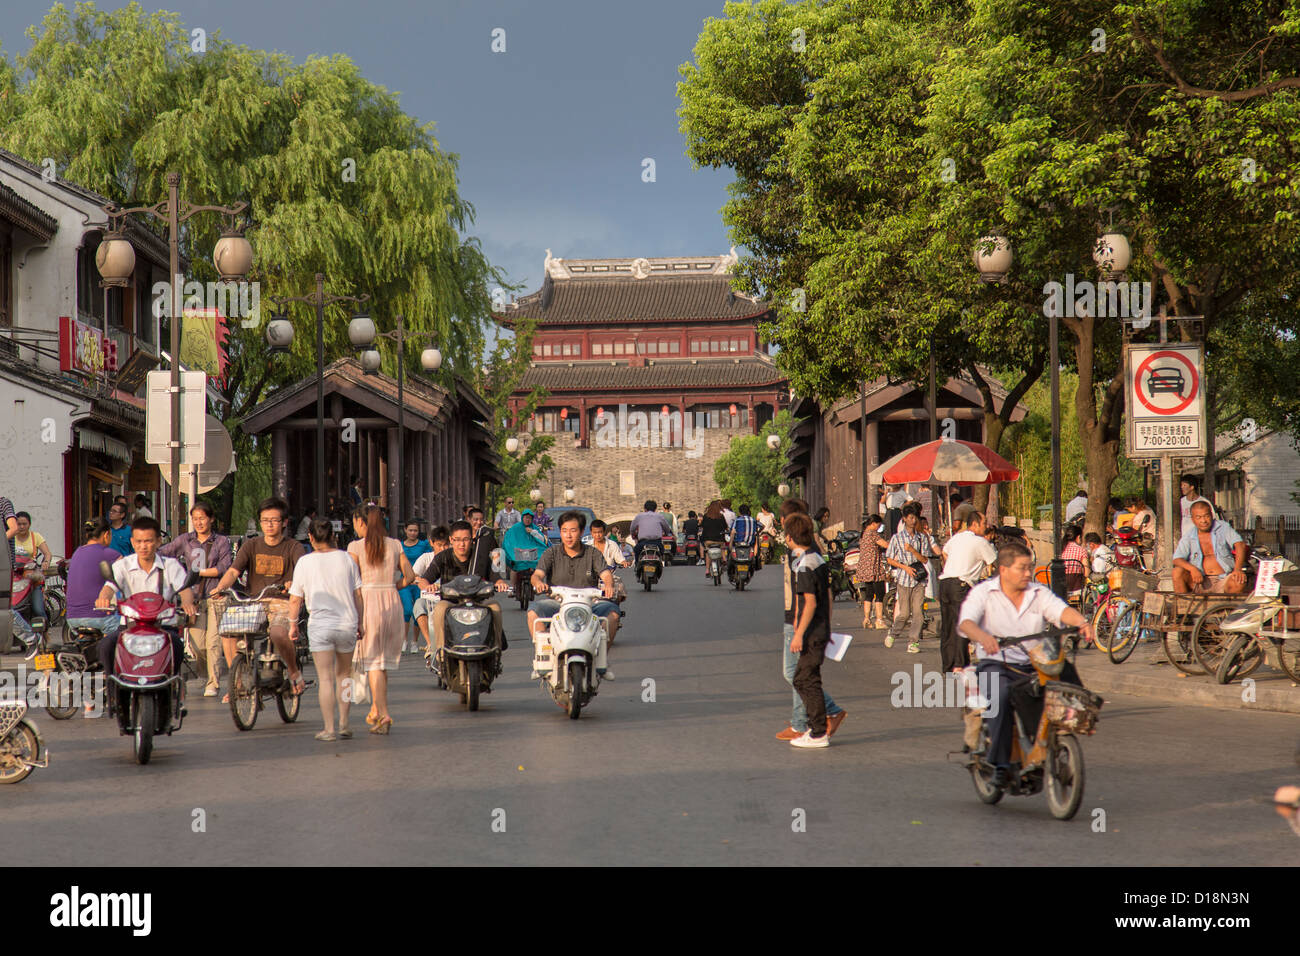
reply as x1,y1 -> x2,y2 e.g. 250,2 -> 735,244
214,586 -> 311,731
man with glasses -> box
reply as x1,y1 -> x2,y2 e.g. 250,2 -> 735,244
212,497 -> 306,696
412,520 -> 510,656
495,497 -> 521,535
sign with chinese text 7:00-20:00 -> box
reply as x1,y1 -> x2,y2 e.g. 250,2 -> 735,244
1124,342 -> 1206,458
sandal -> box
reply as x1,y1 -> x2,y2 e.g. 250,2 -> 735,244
315,731 -> 337,741
369,716 -> 392,735
338,728 -> 353,739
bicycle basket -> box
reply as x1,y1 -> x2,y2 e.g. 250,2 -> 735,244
1043,681 -> 1104,735
1111,567 -> 1155,601
218,601 -> 268,635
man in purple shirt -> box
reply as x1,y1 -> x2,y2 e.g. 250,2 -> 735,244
159,501 -> 233,696
630,499 -> 673,564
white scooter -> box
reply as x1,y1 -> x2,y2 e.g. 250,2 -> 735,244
531,586 -> 608,719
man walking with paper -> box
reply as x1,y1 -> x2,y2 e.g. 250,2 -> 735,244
785,511 -> 835,749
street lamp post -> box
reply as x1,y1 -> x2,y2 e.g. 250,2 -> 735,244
267,274 -> 371,519
354,314 -> 442,522
97,172 -> 251,539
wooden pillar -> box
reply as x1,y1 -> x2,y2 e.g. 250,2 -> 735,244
386,427 -> 399,512
866,419 -> 881,515
272,428 -> 288,498
579,398 -> 589,447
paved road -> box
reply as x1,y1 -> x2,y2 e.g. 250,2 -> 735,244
9,562 -> 1300,865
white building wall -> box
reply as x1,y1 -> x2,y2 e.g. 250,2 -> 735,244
1221,430 -> 1300,522
0,369 -> 85,554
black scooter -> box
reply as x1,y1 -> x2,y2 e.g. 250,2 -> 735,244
433,574 -> 503,711
636,545 -> 664,591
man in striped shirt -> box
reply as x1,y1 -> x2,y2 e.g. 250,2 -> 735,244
885,503 -> 942,654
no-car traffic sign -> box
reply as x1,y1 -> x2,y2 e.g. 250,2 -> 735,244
1125,343 -> 1206,457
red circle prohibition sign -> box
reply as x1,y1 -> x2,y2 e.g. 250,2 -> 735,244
1134,350 -> 1199,415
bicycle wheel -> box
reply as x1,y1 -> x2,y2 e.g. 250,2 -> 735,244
1161,621 -> 1204,675
1092,596 -> 1125,653
1191,602 -> 1240,674
1107,600 -> 1143,664
1277,637 -> 1300,683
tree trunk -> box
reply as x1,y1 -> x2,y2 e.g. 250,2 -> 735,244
1066,312 -> 1126,537
973,414 -> 1006,512
1202,376 -> 1217,504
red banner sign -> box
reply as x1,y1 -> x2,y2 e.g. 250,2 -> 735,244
58,315 -> 119,375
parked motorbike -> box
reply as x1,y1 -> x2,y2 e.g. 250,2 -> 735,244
4,557 -> 42,653
729,543 -> 754,591
826,532 -> 859,601
1108,527 -> 1147,570
100,562 -> 199,764
960,625 -> 1103,820
0,698 -> 49,783
531,585 -> 607,719
433,574 -> 503,711
30,616 -> 108,720
636,543 -> 664,591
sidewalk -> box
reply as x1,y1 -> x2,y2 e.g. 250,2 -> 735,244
1072,639 -> 1300,716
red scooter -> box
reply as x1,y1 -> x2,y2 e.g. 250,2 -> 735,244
101,562 -> 197,764
1110,527 -> 1146,570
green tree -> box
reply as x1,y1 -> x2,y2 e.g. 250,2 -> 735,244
680,0 -> 1300,534
713,410 -> 795,506
0,1 -> 505,529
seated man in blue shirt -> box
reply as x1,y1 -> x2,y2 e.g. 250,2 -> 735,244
729,503 -> 759,574
1172,500 -> 1247,594
629,499 -> 672,563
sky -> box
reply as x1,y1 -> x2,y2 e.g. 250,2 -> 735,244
0,0 -> 740,310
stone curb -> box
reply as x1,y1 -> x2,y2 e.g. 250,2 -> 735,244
1075,655 -> 1300,716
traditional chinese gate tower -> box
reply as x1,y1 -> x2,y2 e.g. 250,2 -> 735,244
495,250 -> 788,521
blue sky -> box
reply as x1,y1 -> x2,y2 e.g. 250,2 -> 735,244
2,0 -> 739,309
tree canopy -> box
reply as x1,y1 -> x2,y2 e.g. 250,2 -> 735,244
0,1 -> 508,525
680,0 -> 1300,528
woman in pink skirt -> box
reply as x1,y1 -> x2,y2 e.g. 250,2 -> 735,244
348,505 -> 415,734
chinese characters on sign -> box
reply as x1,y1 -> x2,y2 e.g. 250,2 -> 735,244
1134,421 -> 1199,450
1124,342 -> 1206,458
57,315 -> 119,375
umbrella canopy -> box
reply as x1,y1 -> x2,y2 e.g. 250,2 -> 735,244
869,439 -> 1019,486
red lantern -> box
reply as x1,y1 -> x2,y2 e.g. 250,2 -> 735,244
729,403 -> 738,417
560,407 -> 568,419
596,406 -> 604,419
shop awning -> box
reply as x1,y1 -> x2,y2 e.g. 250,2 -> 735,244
77,427 -> 132,462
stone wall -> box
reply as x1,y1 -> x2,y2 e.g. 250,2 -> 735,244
536,424 -> 751,523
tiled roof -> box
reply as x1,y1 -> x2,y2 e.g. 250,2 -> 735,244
501,275 -> 771,326
518,356 -> 786,392
0,182 -> 57,240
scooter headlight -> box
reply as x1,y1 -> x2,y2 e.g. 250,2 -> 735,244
123,633 -> 166,656
563,605 -> 593,632
449,607 -> 489,626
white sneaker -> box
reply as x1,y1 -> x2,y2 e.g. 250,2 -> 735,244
884,634 -> 895,648
203,686 -> 218,697
790,731 -> 830,749
907,642 -> 921,654
601,668 -> 616,681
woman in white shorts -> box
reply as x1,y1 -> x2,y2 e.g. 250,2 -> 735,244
288,519 -> 365,741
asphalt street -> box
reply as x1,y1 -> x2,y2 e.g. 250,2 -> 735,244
9,562 -> 1300,866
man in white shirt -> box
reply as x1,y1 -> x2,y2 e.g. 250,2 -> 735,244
1179,475 -> 1213,533
495,497 -> 521,535
722,499 -> 737,530
1064,490 -> 1088,523
959,541 -> 1092,785
94,516 -> 197,680
938,512 -> 997,673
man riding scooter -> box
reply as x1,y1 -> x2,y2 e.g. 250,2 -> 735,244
94,516 -> 197,684
412,520 -> 510,657
729,503 -> 759,576
529,511 -> 619,680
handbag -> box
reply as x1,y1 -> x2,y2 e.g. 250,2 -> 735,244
908,561 -> 929,584
346,652 -> 370,706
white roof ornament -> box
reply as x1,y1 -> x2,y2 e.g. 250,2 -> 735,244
544,248 -> 569,279
631,257 -> 651,279
715,246 -> 739,273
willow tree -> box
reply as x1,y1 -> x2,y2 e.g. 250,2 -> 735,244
0,1 -> 505,527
